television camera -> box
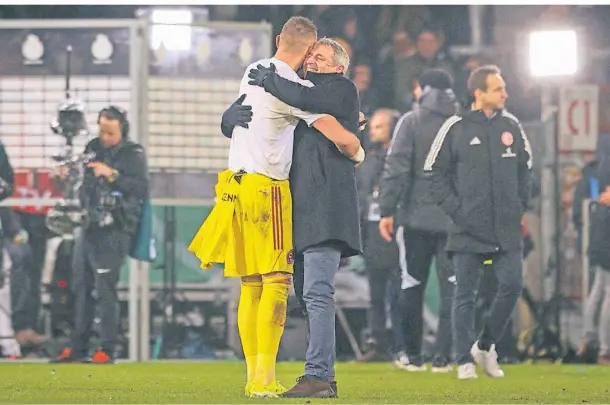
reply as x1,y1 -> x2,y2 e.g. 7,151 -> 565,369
46,46 -> 93,236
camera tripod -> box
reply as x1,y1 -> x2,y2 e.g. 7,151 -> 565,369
152,205 -> 199,359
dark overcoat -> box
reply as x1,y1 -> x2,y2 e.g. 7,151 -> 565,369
263,71 -> 362,257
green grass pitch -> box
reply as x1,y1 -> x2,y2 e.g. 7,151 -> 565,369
1,361 -> 609,403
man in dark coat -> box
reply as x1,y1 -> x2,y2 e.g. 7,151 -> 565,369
221,38 -> 361,398
424,65 -> 532,379
378,69 -> 458,372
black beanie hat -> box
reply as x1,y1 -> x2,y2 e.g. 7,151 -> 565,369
419,68 -> 453,90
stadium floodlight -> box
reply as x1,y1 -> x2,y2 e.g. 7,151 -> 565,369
151,9 -> 193,51
528,29 -> 578,78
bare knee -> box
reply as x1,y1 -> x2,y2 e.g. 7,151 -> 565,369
262,271 -> 292,285
242,275 -> 262,283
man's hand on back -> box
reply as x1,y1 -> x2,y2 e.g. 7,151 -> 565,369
223,94 -> 253,129
248,63 -> 276,87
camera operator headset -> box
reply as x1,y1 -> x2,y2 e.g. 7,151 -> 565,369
55,105 -> 149,364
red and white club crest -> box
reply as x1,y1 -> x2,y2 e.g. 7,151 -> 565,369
501,132 -> 514,146
287,250 -> 294,265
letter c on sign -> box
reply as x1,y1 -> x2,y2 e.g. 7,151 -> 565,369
567,99 -> 591,137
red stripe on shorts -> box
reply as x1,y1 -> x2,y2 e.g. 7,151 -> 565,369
271,186 -> 278,250
277,186 -> 283,250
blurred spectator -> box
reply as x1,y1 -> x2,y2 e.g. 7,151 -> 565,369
339,9 -> 366,60
394,26 -> 454,112
397,5 -> 432,45
352,61 -> 379,120
498,52 -> 541,122
584,133 -> 610,365
376,29 -> 416,109
375,6 -> 396,50
308,5 -> 335,37
454,53 -> 492,108
376,5 -> 430,50
356,109 -> 405,367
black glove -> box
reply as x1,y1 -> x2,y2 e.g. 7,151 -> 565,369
222,94 -> 253,130
248,63 -> 276,87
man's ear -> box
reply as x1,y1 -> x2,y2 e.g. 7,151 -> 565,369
275,35 -> 281,50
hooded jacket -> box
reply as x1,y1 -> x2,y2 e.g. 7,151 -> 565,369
379,88 -> 459,233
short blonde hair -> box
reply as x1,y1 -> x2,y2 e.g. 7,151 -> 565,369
317,37 -> 351,75
279,16 -> 318,52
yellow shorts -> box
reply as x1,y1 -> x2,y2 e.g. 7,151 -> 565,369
189,170 -> 294,278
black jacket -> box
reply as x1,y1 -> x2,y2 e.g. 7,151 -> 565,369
356,144 -> 399,269
221,71 -> 363,257
81,138 -> 149,236
262,71 -> 362,257
357,144 -> 388,224
0,142 -> 17,240
0,142 -> 14,202
379,88 -> 458,233
424,109 -> 533,253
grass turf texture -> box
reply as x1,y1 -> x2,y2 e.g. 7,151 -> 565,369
1,362 -> 609,403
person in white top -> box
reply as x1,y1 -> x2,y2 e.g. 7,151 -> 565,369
189,16 -> 362,399
228,42 -> 362,179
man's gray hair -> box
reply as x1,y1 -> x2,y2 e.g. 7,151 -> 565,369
317,37 -> 350,75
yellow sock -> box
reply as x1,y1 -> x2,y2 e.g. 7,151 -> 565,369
238,280 -> 263,384
254,274 -> 290,386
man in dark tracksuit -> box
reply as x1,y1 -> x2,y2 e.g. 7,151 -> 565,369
378,69 -> 458,371
222,39 -> 362,398
424,65 -> 532,379
356,109 -> 404,365
55,107 -> 149,364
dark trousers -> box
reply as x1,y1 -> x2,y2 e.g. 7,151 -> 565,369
8,243 -> 35,333
452,250 -> 523,365
400,227 -> 454,364
366,266 -> 403,354
475,267 -> 519,359
364,221 -> 401,354
16,212 -> 49,332
71,227 -> 130,356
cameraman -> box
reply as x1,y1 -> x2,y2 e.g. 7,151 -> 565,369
54,106 -> 149,364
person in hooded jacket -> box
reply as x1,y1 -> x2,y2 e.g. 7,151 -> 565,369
378,69 -> 458,372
